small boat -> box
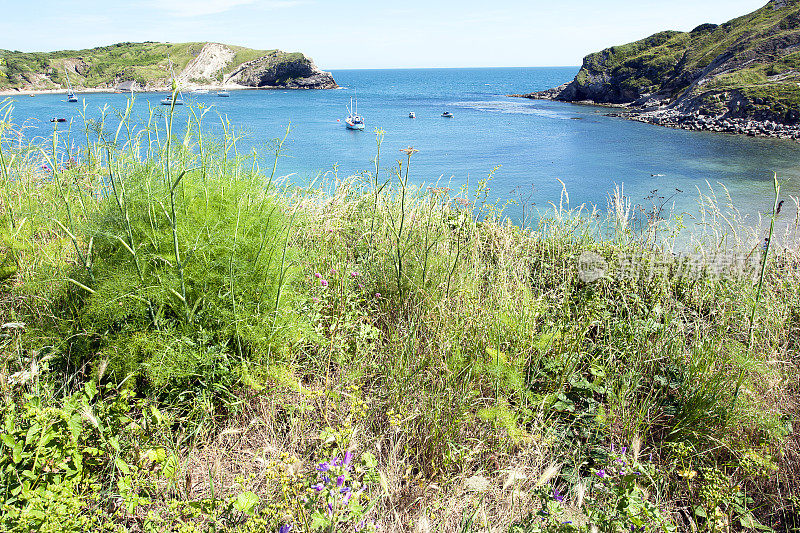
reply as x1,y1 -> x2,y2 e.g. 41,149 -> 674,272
160,94 -> 184,106
409,112 -> 416,119
64,67 -> 78,102
160,59 -> 184,105
441,111 -> 453,118
50,118 -> 67,123
217,91 -> 230,97
345,93 -> 365,131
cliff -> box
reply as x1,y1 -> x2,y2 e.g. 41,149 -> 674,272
0,42 -> 336,92
517,0 -> 800,137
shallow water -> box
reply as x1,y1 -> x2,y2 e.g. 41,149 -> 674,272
4,67 -> 800,230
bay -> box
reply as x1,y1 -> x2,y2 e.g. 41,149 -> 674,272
4,67 -> 800,230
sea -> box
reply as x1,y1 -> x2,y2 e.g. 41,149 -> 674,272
4,67 -> 800,232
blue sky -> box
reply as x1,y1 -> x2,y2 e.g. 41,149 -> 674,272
0,0 -> 768,69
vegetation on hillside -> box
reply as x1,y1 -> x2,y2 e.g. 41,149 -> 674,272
560,0 -> 800,122
0,42 -> 273,90
0,95 -> 799,532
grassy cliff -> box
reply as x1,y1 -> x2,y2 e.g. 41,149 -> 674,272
0,42 -> 323,90
534,0 -> 800,124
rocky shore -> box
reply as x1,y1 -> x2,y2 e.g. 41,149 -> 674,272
618,110 -> 800,140
511,0 -> 800,141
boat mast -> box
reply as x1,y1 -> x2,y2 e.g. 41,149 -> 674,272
64,66 -> 73,94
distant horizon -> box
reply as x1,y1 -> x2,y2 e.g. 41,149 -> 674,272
1,1 -> 768,69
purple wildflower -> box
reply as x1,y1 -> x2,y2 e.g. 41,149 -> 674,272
337,475 -> 345,487
320,279 -> 329,287
351,271 -> 360,277
553,488 -> 564,503
342,491 -> 352,505
312,483 -> 325,491
610,443 -> 615,452
375,293 -> 381,298
621,447 -> 627,454
317,462 -> 330,472
314,272 -> 322,279
327,503 -> 333,516
340,486 -> 352,494
343,451 -> 353,466
279,525 -> 292,533
596,469 -> 607,478
358,283 -> 364,289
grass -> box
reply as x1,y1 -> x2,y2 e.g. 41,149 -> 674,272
0,96 -> 799,532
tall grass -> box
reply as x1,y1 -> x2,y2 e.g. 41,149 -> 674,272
0,98 -> 799,532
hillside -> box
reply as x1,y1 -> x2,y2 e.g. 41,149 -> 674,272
518,0 -> 800,137
0,41 -> 337,91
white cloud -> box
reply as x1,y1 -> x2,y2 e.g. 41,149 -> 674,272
143,0 -> 305,18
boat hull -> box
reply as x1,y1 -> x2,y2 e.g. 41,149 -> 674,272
346,122 -> 365,130
161,99 -> 184,106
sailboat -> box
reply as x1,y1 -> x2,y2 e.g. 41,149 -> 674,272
64,67 -> 78,102
161,60 -> 184,106
345,93 -> 365,131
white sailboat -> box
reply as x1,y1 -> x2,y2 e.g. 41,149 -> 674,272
161,60 -> 184,106
64,67 -> 78,102
345,92 -> 365,131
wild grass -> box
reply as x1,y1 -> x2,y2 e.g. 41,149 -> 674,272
0,96 -> 799,532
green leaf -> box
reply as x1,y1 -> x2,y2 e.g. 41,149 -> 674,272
310,510 -> 329,530
233,491 -> 259,516
115,456 -> 131,476
12,444 -> 22,464
0,434 -> 16,449
162,454 -> 178,480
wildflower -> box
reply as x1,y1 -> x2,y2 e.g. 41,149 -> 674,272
317,462 -> 331,472
342,491 -> 353,505
596,469 -> 606,478
330,268 -> 338,275
320,279 -> 329,287
314,272 -> 322,279
356,519 -> 366,532
343,451 -> 353,466
312,297 -> 320,303
312,482 -> 325,491
553,488 -> 564,503
351,271 -> 360,277
621,447 -> 627,454
358,283 -> 364,289
327,502 -> 333,516
279,525 -> 292,533
375,293 -> 381,298
337,475 -> 345,487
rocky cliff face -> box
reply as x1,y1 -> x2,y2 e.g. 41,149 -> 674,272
226,50 -> 337,89
518,0 -> 800,133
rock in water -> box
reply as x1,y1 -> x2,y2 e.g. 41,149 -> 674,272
227,51 -> 337,90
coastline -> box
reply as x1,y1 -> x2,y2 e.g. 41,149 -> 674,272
0,83 -> 335,97
510,92 -> 800,141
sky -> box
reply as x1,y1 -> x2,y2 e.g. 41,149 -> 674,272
0,0 -> 770,69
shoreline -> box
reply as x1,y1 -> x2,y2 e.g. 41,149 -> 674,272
0,83 -> 338,97
509,92 -> 800,141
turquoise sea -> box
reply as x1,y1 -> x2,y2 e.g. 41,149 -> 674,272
4,67 -> 800,227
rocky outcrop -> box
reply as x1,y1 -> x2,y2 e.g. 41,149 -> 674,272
514,0 -> 800,138
226,51 -> 337,89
